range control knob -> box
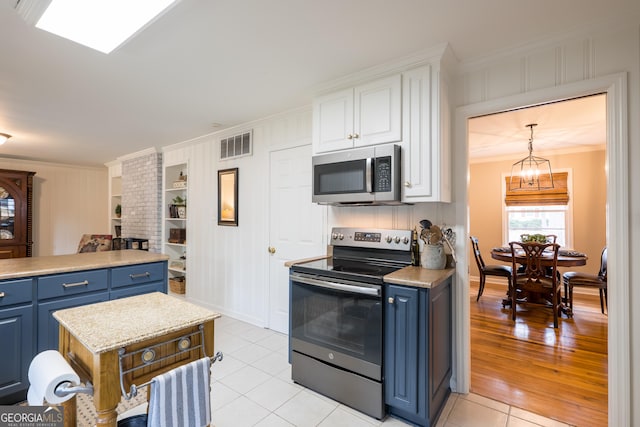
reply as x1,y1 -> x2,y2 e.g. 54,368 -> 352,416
337,233 -> 344,240
402,236 -> 410,244
331,233 -> 338,240
386,235 -> 393,243
394,236 -> 401,244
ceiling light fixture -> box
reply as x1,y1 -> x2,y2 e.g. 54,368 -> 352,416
509,123 -> 554,191
0,133 -> 12,145
15,0 -> 180,54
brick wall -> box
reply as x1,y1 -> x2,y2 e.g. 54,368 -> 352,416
121,152 -> 162,252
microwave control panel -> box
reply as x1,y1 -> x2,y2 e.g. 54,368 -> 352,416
374,156 -> 391,192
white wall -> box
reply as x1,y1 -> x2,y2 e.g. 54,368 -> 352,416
0,158 -> 108,255
162,107 -> 313,325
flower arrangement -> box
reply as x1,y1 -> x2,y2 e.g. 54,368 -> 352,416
520,233 -> 548,243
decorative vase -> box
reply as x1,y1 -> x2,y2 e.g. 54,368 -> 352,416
422,243 -> 447,269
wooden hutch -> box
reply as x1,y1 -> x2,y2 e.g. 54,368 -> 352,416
0,169 -> 35,258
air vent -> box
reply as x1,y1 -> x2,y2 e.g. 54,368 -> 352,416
220,131 -> 252,160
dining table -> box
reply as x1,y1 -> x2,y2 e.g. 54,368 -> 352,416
490,247 -> 588,267
490,247 -> 588,315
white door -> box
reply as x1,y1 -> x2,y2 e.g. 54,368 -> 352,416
268,145 -> 325,334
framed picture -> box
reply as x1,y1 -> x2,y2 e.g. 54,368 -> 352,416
218,168 -> 238,226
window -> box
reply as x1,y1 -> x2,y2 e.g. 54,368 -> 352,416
506,205 -> 568,246
503,171 -> 572,247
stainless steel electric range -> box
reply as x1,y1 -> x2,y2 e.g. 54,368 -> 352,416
289,227 -> 412,419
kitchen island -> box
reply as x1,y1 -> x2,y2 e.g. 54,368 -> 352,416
0,250 -> 170,404
55,292 -> 221,427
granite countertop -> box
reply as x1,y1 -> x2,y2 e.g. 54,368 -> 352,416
53,292 -> 221,354
0,250 -> 169,281
384,266 -> 455,289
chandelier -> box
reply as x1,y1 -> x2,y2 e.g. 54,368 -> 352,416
509,123 -> 554,191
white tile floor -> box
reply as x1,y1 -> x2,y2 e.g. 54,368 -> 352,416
209,315 -> 574,427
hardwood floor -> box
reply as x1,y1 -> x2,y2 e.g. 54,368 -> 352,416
470,280 -> 608,427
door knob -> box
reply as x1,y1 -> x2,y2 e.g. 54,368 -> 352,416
347,134 -> 353,139
404,181 -> 412,187
388,297 -> 394,304
268,246 -> 276,254
352,133 -> 359,139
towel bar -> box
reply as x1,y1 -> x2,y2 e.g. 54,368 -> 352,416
118,324 -> 222,400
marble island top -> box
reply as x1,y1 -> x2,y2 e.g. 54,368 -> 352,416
53,292 -> 221,354
0,250 -> 169,281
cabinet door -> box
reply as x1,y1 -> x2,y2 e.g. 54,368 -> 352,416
37,293 -> 108,352
384,284 -> 419,413
312,88 -> 354,153
354,74 -> 402,147
0,305 -> 33,404
401,65 -> 434,200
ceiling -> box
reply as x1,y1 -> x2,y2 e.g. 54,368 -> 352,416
468,94 -> 607,163
1,0 -> 637,167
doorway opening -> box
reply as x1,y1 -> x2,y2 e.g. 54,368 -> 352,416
467,94 -> 608,425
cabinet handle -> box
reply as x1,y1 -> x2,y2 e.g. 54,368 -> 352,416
388,297 -> 394,304
268,246 -> 276,254
353,133 -> 359,139
347,134 -> 353,139
62,280 -> 89,288
130,272 -> 151,279
404,181 -> 412,187
0,291 -> 5,298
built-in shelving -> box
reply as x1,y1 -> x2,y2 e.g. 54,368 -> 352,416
162,163 -> 188,295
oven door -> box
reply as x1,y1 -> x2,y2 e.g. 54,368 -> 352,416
290,272 -> 382,381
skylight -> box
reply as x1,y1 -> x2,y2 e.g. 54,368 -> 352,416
33,0 -> 179,54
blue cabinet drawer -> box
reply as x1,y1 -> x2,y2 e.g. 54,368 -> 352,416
37,269 -> 108,300
111,262 -> 165,289
0,279 -> 33,307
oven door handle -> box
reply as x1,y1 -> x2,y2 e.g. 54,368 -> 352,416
291,274 -> 380,297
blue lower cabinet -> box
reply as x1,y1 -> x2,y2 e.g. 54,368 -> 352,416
384,277 -> 452,427
0,304 -> 34,405
37,292 -> 109,352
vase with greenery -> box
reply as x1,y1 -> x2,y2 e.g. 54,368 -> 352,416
115,204 -> 121,218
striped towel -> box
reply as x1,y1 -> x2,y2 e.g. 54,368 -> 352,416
148,357 -> 211,427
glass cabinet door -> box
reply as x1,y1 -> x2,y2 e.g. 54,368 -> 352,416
0,186 -> 16,241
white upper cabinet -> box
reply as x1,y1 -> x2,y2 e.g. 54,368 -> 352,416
313,74 -> 402,153
400,64 -> 450,203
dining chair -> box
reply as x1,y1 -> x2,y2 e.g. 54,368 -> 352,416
509,241 -> 562,328
562,247 -> 607,316
469,236 -> 512,302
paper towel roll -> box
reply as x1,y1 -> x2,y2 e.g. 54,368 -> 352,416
28,350 -> 80,405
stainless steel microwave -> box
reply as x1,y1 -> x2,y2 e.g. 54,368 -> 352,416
312,144 -> 401,206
